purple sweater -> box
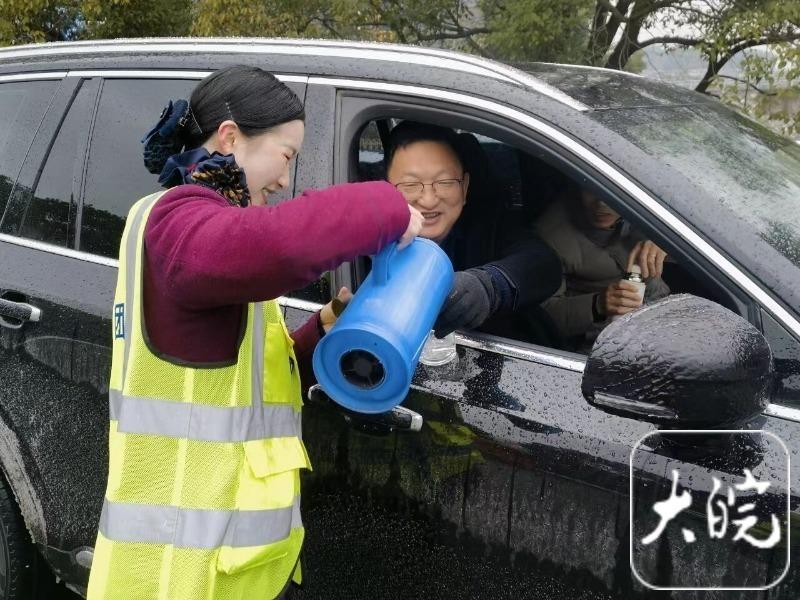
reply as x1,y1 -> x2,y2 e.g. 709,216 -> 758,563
142,182 -> 409,375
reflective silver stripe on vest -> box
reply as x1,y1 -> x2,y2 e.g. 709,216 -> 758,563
251,303 -> 265,410
121,194 -> 160,383
108,389 -> 300,441
291,496 -> 303,529
99,497 -> 300,548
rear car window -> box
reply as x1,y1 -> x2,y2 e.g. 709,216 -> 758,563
14,80 -> 95,247
0,79 -> 59,229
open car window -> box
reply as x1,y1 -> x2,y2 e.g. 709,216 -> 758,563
352,116 -> 737,355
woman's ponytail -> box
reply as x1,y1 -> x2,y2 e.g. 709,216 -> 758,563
142,99 -> 203,174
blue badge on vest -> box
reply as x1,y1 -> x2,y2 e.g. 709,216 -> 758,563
114,303 -> 125,339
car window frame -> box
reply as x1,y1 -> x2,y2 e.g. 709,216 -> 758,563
325,81 -> 800,417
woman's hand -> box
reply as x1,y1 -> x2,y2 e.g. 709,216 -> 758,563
398,205 -> 424,250
598,280 -> 644,317
627,240 -> 667,279
320,287 -> 353,333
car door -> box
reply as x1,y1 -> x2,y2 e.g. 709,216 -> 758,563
285,79 -> 646,598
289,79 -> 800,599
0,74 -> 113,580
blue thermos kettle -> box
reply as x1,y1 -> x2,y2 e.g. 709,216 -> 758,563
312,238 -> 454,414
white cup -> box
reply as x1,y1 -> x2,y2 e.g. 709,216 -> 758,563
419,330 -> 457,366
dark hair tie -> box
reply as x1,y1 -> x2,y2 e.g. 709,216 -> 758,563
142,99 -> 195,175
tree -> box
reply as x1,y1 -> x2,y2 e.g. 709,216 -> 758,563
190,0 -> 490,50
482,0 -> 594,63
0,1 -> 80,45
253,0 -> 798,135
583,0 -> 800,135
81,0 -> 192,39
0,1 -> 796,134
0,0 -> 191,44
189,0 -> 322,38
585,1 -> 799,93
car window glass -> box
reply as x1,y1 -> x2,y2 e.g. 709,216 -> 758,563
80,78 -> 196,258
595,104 -> 800,311
0,79 -> 59,228
358,121 -> 385,181
762,311 -> 800,410
12,81 -> 94,246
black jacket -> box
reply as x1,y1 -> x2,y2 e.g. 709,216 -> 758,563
441,210 -> 562,311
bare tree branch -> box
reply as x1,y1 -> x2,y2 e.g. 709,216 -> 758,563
716,74 -> 779,96
728,32 -> 800,55
670,5 -> 719,20
595,0 -> 630,23
312,13 -> 344,38
589,0 -> 634,65
635,28 -> 799,58
689,30 -> 798,93
605,8 -> 646,69
415,26 -> 491,42
629,0 -> 675,21
634,35 -> 704,49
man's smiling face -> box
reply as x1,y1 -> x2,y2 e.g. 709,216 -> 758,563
387,140 -> 469,244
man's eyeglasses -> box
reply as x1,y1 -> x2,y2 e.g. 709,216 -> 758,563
394,178 -> 463,199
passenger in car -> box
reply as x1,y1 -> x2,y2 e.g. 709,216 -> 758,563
534,183 -> 670,350
384,120 -> 562,338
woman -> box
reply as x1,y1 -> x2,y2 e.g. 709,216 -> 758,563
88,65 -> 422,600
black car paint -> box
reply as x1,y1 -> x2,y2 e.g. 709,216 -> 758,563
0,41 -> 796,598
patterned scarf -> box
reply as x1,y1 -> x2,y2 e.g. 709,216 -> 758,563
158,148 -> 251,207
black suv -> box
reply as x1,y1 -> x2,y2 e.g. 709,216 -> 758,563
0,39 -> 798,599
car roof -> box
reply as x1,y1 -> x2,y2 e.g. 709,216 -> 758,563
0,38 -> 708,112
0,37 -> 587,111
516,62 -> 717,110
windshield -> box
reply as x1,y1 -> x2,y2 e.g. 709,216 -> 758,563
593,103 -> 800,275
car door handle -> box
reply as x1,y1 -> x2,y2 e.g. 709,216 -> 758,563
307,384 -> 423,433
0,297 -> 42,329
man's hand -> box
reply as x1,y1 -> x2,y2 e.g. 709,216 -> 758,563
627,240 -> 667,279
398,205 -> 424,250
433,270 -> 493,338
598,280 -> 644,318
320,287 -> 353,333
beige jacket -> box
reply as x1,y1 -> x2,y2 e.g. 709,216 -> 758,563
534,202 -> 670,341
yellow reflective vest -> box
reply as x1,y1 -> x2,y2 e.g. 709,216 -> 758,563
88,192 -> 310,600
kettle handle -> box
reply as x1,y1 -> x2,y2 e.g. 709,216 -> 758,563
373,242 -> 398,287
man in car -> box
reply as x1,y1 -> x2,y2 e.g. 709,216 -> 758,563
534,184 -> 670,350
384,120 -> 562,338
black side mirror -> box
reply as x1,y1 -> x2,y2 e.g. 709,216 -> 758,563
581,295 -> 773,428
